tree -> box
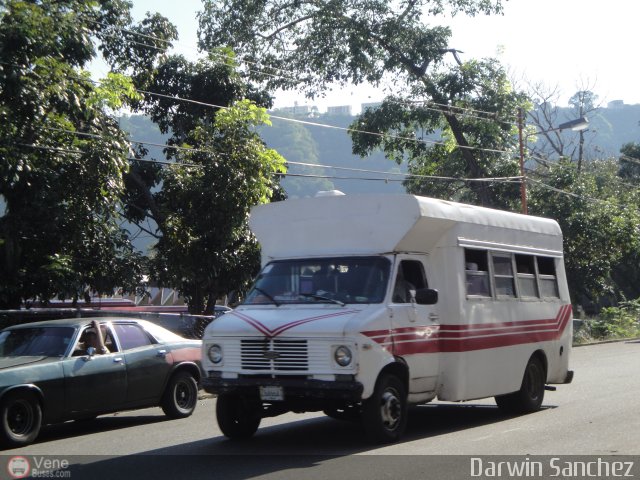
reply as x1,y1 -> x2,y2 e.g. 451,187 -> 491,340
134,101 -> 286,314
0,0 -> 156,308
525,82 -> 599,170
568,88 -> 599,173
197,0 -> 528,208
119,52 -> 287,314
619,142 -> 640,181
527,159 -> 640,308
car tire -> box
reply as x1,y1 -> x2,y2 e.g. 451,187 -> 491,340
361,373 -> 408,443
216,394 -> 261,440
161,371 -> 198,419
0,391 -> 42,448
495,356 -> 546,414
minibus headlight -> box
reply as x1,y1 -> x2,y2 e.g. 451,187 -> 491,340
208,344 -> 223,364
334,346 -> 353,367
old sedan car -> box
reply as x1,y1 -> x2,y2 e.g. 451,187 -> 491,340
0,317 -> 202,448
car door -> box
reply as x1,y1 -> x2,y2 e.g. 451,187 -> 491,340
62,324 -> 127,415
388,256 -> 440,395
111,323 -> 173,406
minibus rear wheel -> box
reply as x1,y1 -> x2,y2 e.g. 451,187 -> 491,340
362,373 -> 408,443
216,393 -> 261,439
495,356 -> 545,414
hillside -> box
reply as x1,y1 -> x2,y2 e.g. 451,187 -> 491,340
119,102 -> 640,200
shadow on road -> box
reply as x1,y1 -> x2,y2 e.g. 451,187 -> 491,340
61,403 -> 552,479
30,413 -> 168,445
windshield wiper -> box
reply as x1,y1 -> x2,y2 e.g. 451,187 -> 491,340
299,293 -> 345,306
252,287 -> 281,306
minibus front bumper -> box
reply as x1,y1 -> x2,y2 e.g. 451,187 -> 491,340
203,374 -> 363,402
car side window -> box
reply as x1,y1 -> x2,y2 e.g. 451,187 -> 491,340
72,324 -> 118,356
113,324 -> 155,351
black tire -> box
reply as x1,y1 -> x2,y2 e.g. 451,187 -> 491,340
161,371 -> 198,419
323,405 -> 361,422
495,356 -> 546,414
216,394 -> 261,440
0,391 -> 42,448
361,373 -> 408,443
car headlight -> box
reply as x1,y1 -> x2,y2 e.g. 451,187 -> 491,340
208,344 -> 223,364
334,345 -> 353,367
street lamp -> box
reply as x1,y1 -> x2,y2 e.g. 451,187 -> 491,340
517,109 -> 589,214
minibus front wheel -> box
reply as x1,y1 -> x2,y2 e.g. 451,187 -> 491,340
362,373 -> 408,443
216,393 -> 262,439
495,355 -> 546,414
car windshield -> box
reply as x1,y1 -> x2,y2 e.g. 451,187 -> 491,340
0,327 -> 75,357
243,256 -> 391,305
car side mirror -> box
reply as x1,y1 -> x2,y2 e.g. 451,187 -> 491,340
85,346 -> 96,360
415,288 -> 438,305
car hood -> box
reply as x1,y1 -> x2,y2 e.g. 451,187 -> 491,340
206,306 -> 365,339
0,356 -> 54,370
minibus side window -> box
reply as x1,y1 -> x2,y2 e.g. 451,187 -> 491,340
464,249 -> 491,297
392,260 -> 427,303
492,253 -> 516,298
515,254 -> 539,298
537,256 -> 559,298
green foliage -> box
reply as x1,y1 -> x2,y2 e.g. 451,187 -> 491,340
583,299 -> 640,341
199,0 -> 504,96
619,143 -> 640,180
0,0 -> 149,308
198,0 -> 523,207
146,101 -> 286,313
528,159 -> 640,306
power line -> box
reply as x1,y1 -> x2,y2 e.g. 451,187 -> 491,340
82,18 -> 521,126
0,58 -> 517,157
526,177 -> 634,210
37,125 -> 522,184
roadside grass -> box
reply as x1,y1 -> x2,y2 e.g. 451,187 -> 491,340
574,299 -> 640,345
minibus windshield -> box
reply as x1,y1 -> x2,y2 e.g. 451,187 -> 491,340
243,256 -> 391,305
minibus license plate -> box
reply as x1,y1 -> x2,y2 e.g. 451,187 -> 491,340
260,386 -> 284,401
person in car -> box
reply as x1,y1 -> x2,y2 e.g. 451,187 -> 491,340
81,320 -> 109,354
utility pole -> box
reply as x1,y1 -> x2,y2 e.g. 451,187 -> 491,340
518,108 -> 528,215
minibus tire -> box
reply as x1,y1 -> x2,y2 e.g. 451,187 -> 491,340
495,356 -> 545,414
216,393 -> 261,439
362,374 -> 408,443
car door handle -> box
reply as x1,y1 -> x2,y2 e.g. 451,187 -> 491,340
156,349 -> 167,357
429,313 -> 439,322
113,357 -> 123,363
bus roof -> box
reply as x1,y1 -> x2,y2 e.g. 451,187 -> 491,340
249,194 -> 562,261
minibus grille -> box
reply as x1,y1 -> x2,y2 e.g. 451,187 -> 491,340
240,339 -> 309,371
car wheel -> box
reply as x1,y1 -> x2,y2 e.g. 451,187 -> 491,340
495,356 -> 546,414
216,394 -> 261,440
161,371 -> 198,419
0,391 -> 42,448
361,373 -> 407,443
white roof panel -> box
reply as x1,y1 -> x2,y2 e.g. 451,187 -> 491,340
249,194 -> 562,260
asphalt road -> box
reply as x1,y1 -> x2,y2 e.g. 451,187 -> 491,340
4,341 -> 640,479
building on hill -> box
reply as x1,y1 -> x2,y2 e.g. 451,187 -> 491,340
326,105 -> 352,116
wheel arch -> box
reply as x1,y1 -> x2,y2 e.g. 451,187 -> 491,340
0,385 -> 44,406
167,362 -> 202,385
378,357 -> 409,392
530,349 -> 549,381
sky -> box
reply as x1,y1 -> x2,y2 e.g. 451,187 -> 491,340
127,0 -> 640,113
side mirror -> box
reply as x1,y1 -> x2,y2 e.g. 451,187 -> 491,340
85,346 -> 96,360
415,288 -> 438,305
